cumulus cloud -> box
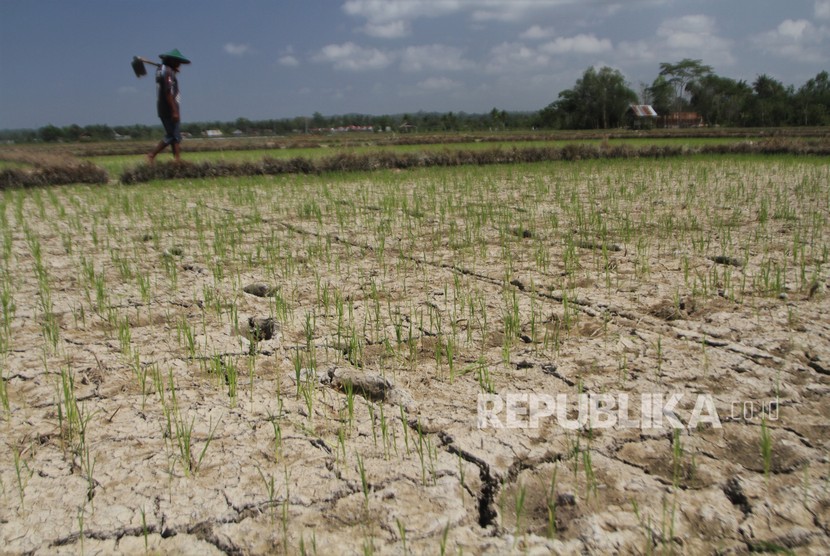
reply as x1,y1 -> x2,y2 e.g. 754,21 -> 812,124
278,46 -> 299,67
816,0 -> 830,19
342,0 -> 461,23
521,25 -> 556,40
313,42 -> 394,71
342,0 -> 458,37
400,44 -> 473,72
485,42 -> 550,74
364,20 -> 410,38
416,76 -> 462,92
653,15 -> 734,64
224,43 -> 252,56
752,19 -> 829,63
342,0 -> 585,35
540,34 -> 612,55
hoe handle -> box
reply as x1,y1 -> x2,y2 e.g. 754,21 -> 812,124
135,56 -> 160,67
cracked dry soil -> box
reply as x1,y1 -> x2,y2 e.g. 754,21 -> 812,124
1,157 -> 829,554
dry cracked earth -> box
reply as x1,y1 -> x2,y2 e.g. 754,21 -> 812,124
1,157 -> 829,554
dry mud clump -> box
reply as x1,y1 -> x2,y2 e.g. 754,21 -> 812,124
0,157 -> 829,554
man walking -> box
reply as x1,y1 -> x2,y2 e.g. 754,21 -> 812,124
147,49 -> 190,163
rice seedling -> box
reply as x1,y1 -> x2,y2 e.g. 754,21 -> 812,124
256,465 -> 278,524
0,364 -> 9,417
761,416 -> 773,481
140,505 -> 149,551
396,518 -> 408,555
172,407 -> 220,477
356,452 -> 369,509
514,481 -> 527,536
12,444 -> 32,508
546,464 -> 559,538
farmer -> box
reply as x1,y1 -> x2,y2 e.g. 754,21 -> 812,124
147,49 -> 190,163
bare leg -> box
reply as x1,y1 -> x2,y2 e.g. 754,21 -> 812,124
172,142 -> 182,163
147,141 -> 167,164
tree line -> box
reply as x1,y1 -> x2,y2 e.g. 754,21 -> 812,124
539,60 -> 829,129
2,59 -> 828,143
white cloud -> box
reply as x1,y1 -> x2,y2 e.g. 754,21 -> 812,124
540,34 -> 612,55
485,42 -> 550,74
342,0 -> 461,23
521,25 -> 556,40
224,43 -> 252,56
654,15 -> 734,64
342,0 -> 583,33
416,76 -> 462,92
364,20 -> 410,38
753,19 -> 829,63
313,42 -> 394,71
400,44 -> 473,72
816,1 -> 830,19
277,46 -> 299,67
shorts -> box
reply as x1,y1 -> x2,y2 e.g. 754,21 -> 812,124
160,116 -> 182,145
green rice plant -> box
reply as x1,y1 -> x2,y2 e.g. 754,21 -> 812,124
439,521 -> 450,556
131,352 -> 148,410
57,366 -> 80,454
631,499 -> 654,555
136,271 -> 152,304
299,377 -> 314,427
399,405 -> 410,456
172,408 -> 220,477
151,363 -> 165,402
256,465 -> 278,524
267,409 -> 283,463
0,277 -> 14,348
77,504 -> 86,554
140,505 -> 149,551
761,416 -> 773,481
672,429 -> 684,488
514,481 -> 527,536
225,357 -> 239,406
356,452 -> 369,508
0,364 -> 9,417
396,518 -> 408,555
379,403 -> 391,460
546,464 -> 559,538
414,422 -> 429,486
177,317 -> 196,358
118,315 -> 132,356
476,363 -> 495,394
583,447 -> 597,499
367,401 -> 378,449
82,442 -> 97,510
344,380 -> 356,430
12,444 -> 32,508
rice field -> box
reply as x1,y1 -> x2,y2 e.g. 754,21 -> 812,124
1,152 -> 828,553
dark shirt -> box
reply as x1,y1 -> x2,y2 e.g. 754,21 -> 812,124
156,65 -> 180,120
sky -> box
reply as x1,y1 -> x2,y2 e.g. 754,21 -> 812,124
1,0 -> 829,130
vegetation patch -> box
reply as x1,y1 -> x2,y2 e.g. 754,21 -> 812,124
120,138 -> 830,184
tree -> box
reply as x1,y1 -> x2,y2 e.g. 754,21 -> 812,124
39,124 -> 64,142
749,74 -> 792,126
688,75 -> 752,126
795,71 -> 830,126
658,59 -> 713,112
645,75 -> 675,117
545,66 -> 637,129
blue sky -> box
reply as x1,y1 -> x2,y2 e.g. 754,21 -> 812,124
1,0 -> 828,129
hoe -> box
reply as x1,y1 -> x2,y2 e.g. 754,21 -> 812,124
130,56 -> 160,78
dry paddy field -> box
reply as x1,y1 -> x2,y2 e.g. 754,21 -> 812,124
1,155 -> 829,554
